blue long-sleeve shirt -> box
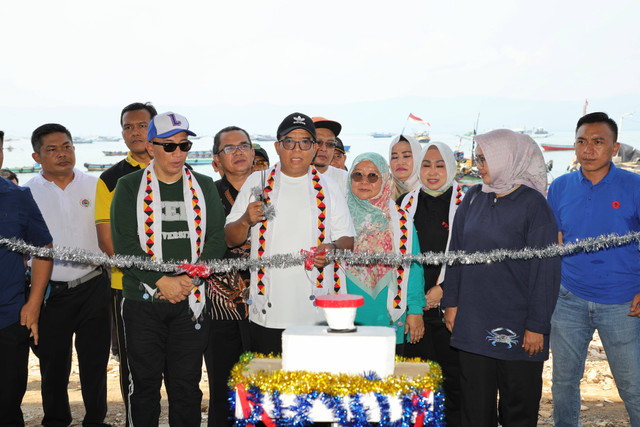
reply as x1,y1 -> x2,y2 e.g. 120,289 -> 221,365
441,185 -> 560,361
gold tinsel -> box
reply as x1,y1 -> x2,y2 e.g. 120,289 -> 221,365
229,353 -> 443,396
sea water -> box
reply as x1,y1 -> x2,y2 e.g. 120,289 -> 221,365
4,130 -> 640,185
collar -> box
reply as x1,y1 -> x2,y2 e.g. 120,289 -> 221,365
36,168 -> 81,187
126,152 -> 148,168
578,162 -> 616,185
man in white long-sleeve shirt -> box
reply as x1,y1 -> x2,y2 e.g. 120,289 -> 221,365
225,112 -> 355,355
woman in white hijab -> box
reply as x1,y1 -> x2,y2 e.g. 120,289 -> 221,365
399,141 -> 465,426
441,129 -> 560,426
389,135 -> 422,201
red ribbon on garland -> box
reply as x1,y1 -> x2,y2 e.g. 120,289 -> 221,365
236,383 -> 276,427
300,246 -> 327,271
413,389 -> 433,427
177,262 -> 212,278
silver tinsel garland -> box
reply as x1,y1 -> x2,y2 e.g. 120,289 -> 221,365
2,231 -> 639,275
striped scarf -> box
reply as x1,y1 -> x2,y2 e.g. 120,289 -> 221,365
136,161 -> 207,323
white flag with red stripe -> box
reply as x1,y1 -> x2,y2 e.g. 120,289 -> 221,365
409,113 -> 430,126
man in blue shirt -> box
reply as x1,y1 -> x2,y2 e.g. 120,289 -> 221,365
0,129 -> 54,426
547,112 -> 640,426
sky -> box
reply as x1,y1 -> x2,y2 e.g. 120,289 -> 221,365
1,0 -> 639,134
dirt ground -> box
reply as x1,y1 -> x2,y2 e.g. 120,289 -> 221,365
21,331 -> 630,426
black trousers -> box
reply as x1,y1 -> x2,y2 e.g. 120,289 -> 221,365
0,322 -> 30,427
38,271 -> 111,427
204,319 -> 250,427
112,289 -> 130,427
403,315 -> 462,427
458,350 -> 543,427
122,298 -> 209,427
248,321 -> 284,355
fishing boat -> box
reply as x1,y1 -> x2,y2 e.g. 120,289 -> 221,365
253,134 -> 276,142
514,127 -> 554,139
453,151 -> 481,191
102,150 -> 128,156
74,137 -> 93,144
84,163 -> 114,171
414,131 -> 431,144
186,158 -> 213,166
532,127 -> 553,138
187,150 -> 213,159
370,132 -> 393,138
8,165 -> 42,173
95,136 -> 121,142
344,145 -> 351,153
541,143 -> 573,151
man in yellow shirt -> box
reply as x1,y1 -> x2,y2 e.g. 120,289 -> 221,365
94,102 -> 156,423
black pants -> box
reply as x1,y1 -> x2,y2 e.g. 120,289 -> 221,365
458,350 -> 543,427
204,319 -> 250,427
38,271 -> 111,427
0,322 -> 30,426
111,289 -> 130,427
248,321 -> 284,355
403,314 -> 462,427
123,298 -> 209,427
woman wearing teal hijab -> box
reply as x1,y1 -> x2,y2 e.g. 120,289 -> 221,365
346,152 -> 426,346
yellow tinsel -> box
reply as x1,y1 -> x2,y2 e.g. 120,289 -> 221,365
229,352 -> 443,396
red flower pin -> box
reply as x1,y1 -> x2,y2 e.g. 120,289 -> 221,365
612,201 -> 621,209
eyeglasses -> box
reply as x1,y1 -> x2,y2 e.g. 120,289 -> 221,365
152,141 -> 193,153
350,172 -> 380,183
473,155 -> 486,167
316,139 -> 337,150
218,142 -> 251,155
279,138 -> 315,151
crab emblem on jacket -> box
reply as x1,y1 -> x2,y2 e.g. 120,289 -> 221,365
485,328 -> 519,348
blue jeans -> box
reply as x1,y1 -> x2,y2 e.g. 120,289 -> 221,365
550,285 -> 640,426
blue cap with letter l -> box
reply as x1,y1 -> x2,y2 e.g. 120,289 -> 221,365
147,112 -> 197,141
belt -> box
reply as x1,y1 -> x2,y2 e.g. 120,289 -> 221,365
50,267 -> 104,290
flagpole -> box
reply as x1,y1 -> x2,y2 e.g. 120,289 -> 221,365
400,113 -> 410,136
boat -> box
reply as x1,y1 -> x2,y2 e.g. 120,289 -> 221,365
370,132 -> 393,138
95,136 -> 121,142
541,143 -> 573,151
414,131 -> 431,144
453,151 -> 482,191
74,137 -> 93,144
532,127 -> 553,138
186,158 -> 214,166
253,134 -> 276,142
344,145 -> 351,153
513,127 -> 554,139
457,130 -> 475,140
187,150 -> 213,159
102,150 -> 128,156
8,165 -> 42,173
84,163 -> 114,171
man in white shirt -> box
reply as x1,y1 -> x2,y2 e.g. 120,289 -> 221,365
225,112 -> 355,354
25,124 -> 110,427
311,116 -> 349,196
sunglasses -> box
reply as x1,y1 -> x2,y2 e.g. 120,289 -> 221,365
350,171 -> 380,183
152,141 -> 193,153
